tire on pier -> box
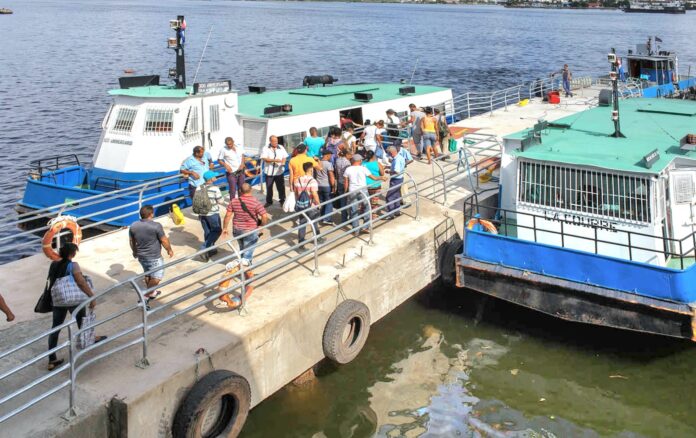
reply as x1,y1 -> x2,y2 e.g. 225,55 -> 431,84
322,299 -> 371,364
439,237 -> 463,288
172,369 -> 251,438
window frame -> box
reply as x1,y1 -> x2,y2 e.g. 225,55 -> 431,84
517,159 -> 652,224
110,106 -> 138,134
143,108 -> 175,135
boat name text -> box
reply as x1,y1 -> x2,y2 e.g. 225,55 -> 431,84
543,211 -> 618,232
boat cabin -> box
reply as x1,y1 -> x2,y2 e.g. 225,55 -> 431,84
625,39 -> 678,85
499,98 -> 696,268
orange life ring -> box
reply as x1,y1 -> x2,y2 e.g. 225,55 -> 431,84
42,216 -> 83,261
244,158 -> 259,179
466,218 -> 498,234
217,260 -> 254,309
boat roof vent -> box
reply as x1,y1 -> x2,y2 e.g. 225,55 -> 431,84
354,92 -> 373,102
264,104 -> 293,117
119,75 -> 160,89
399,86 -> 415,95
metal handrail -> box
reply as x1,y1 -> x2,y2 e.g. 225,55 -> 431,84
0,169 -> 423,423
0,130 -> 502,425
463,195 -> 696,269
0,163 -> 266,262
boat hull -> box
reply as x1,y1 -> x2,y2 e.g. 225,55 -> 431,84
456,255 -> 696,340
624,7 -> 686,13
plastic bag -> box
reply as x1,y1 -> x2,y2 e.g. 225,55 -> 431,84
283,192 -> 296,213
77,308 -> 96,350
171,204 -> 185,225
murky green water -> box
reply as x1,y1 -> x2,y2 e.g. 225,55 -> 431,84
242,286 -> 696,437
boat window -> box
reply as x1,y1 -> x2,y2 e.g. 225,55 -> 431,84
281,132 -> 305,151
144,108 -> 174,134
315,126 -> 336,138
209,104 -> 220,133
518,161 -> 651,223
111,107 -> 138,134
182,106 -> 200,142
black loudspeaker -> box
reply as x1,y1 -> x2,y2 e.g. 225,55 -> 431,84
598,89 -> 613,106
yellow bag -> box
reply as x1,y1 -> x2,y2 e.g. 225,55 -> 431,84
171,204 -> 185,225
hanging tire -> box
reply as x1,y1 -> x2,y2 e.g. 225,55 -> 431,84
439,237 -> 463,287
172,370 -> 251,438
322,299 -> 371,365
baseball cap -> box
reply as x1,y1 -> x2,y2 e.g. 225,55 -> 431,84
203,171 -> 219,181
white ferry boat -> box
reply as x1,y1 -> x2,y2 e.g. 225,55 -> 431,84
17,16 -> 452,227
446,63 -> 696,340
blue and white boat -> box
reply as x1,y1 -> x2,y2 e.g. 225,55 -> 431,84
623,37 -> 696,97
447,73 -> 696,339
16,16 -> 453,229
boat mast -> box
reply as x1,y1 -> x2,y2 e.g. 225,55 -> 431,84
609,48 -> 625,138
170,15 -> 186,89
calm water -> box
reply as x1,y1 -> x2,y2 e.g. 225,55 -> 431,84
2,1 -> 696,436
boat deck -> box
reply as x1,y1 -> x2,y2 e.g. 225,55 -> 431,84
0,86 -> 603,436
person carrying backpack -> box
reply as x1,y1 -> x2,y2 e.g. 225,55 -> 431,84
294,161 -> 322,249
194,171 -> 224,262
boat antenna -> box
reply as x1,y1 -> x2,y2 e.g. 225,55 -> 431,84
409,58 -> 419,84
169,15 -> 187,89
608,48 -> 625,138
192,26 -> 213,85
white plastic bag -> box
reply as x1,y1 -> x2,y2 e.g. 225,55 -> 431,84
283,192 -> 296,213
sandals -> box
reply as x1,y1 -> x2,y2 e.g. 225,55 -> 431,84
47,359 -> 64,371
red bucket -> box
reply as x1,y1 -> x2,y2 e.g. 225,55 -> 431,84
547,91 -> 560,104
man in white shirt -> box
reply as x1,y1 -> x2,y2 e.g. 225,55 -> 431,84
260,135 -> 288,207
361,120 -> 379,153
218,137 -> 245,199
343,154 -> 380,236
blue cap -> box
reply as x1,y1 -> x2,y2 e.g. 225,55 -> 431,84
203,171 -> 218,181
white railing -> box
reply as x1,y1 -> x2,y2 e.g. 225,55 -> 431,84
448,76 -> 594,120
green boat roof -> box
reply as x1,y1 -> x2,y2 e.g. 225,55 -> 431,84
236,83 -> 449,118
108,85 -> 194,98
507,98 -> 696,174
107,83 -> 449,118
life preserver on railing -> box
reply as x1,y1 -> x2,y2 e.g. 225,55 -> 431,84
244,158 -> 259,179
466,216 -> 498,234
42,215 -> 83,261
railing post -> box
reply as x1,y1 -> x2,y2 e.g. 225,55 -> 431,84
300,210 -> 320,276
358,190 -> 374,245
404,171 -> 419,220
680,240 -> 684,270
66,324 -> 77,419
533,215 -> 537,242
128,280 -> 150,368
628,232 -> 633,261
594,227 -> 598,254
560,221 -> 565,247
504,89 -> 508,111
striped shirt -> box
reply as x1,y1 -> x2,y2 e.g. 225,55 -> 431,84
227,195 -> 266,231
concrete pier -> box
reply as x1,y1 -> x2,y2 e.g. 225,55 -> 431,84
0,87 -> 601,436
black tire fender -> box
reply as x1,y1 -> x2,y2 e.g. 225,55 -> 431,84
322,299 -> 371,365
439,237 -> 463,287
172,370 -> 251,438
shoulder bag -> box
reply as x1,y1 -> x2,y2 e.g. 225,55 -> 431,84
51,262 -> 88,307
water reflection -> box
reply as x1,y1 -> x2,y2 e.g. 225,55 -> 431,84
242,287 -> 696,437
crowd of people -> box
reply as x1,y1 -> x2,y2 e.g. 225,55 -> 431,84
22,104 -> 452,369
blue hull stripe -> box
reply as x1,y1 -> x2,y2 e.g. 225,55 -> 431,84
464,229 -> 696,304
